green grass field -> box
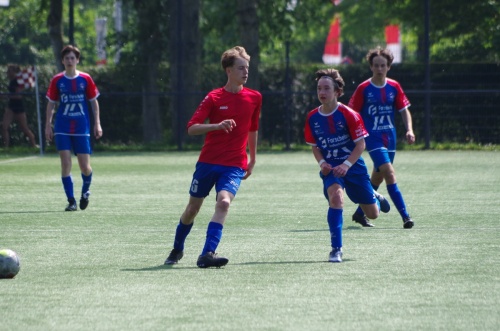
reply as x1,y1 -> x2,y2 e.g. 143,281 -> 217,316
1,151 -> 499,331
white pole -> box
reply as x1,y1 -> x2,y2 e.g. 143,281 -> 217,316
34,66 -> 43,155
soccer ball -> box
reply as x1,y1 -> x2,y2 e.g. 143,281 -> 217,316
0,249 -> 20,279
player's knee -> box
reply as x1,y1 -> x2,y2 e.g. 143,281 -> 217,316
81,167 -> 92,176
328,194 -> 343,209
215,198 -> 231,213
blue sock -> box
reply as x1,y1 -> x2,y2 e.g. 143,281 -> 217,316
173,220 -> 193,251
81,172 -> 92,195
387,183 -> 409,219
201,222 -> 223,255
327,208 -> 343,248
355,184 -> 379,215
62,176 -> 74,201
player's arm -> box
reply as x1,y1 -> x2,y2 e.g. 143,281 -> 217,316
187,120 -> 236,136
399,108 -> 415,144
45,100 -> 56,142
311,146 -> 332,176
90,99 -> 103,139
243,130 -> 258,179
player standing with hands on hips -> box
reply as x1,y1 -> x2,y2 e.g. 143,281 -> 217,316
348,47 -> 415,229
164,46 -> 262,268
304,68 -> 390,263
45,45 -> 103,211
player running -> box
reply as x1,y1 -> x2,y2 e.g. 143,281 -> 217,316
348,47 -> 415,229
304,68 -> 390,263
164,46 -> 262,268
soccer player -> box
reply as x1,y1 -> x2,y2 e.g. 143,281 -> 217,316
45,45 -> 103,211
348,47 -> 415,229
2,64 -> 38,148
304,68 -> 389,263
164,46 -> 262,268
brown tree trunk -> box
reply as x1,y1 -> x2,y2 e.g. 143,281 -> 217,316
142,52 -> 163,143
169,0 -> 201,149
47,0 -> 64,72
237,0 -> 260,91
134,1 -> 165,143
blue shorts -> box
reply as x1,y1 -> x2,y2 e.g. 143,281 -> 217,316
365,131 -> 396,171
55,134 -> 92,155
368,148 -> 395,171
189,162 -> 245,198
320,164 -> 376,205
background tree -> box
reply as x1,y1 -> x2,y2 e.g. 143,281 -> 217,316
46,0 -> 64,71
127,0 -> 169,143
169,0 -> 201,148
237,0 -> 260,90
0,0 -> 50,65
340,0 -> 500,62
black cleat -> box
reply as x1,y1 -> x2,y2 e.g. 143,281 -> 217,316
164,248 -> 184,265
352,213 -> 374,227
374,191 -> 391,213
65,199 -> 77,211
196,252 -> 228,268
403,216 -> 414,229
79,191 -> 91,210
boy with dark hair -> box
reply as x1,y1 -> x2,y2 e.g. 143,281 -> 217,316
348,47 -> 415,229
45,45 -> 103,211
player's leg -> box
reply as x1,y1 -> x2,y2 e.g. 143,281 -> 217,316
345,171 -> 380,230
55,135 -> 76,211
164,196 -> 204,265
59,149 -> 76,211
14,112 -> 37,148
165,162 -> 214,265
352,149 -> 390,226
75,136 -> 93,210
197,165 -> 244,268
2,108 -> 14,148
196,190 -> 233,268
76,153 -> 92,210
326,182 -> 344,263
379,161 -> 414,228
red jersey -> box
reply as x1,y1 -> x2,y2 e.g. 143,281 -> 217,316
188,87 -> 262,169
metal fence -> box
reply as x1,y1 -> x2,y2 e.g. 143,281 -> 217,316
1,64 -> 499,149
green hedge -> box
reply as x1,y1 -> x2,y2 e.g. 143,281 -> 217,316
1,63 -> 499,148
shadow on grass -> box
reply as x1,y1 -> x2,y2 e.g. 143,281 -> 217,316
121,259 -> 352,272
121,265 -> 198,271
233,260 -> 347,265
289,227 -> 364,232
0,211 -> 64,214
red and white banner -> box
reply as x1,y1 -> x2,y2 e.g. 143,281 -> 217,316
95,18 -> 107,66
322,15 -> 342,65
16,66 -> 36,89
385,25 -> 402,64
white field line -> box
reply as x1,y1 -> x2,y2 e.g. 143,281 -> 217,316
0,156 -> 40,164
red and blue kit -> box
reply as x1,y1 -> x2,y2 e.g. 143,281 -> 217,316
304,103 -> 368,169
188,87 -> 262,170
348,78 -> 410,152
46,71 -> 100,136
